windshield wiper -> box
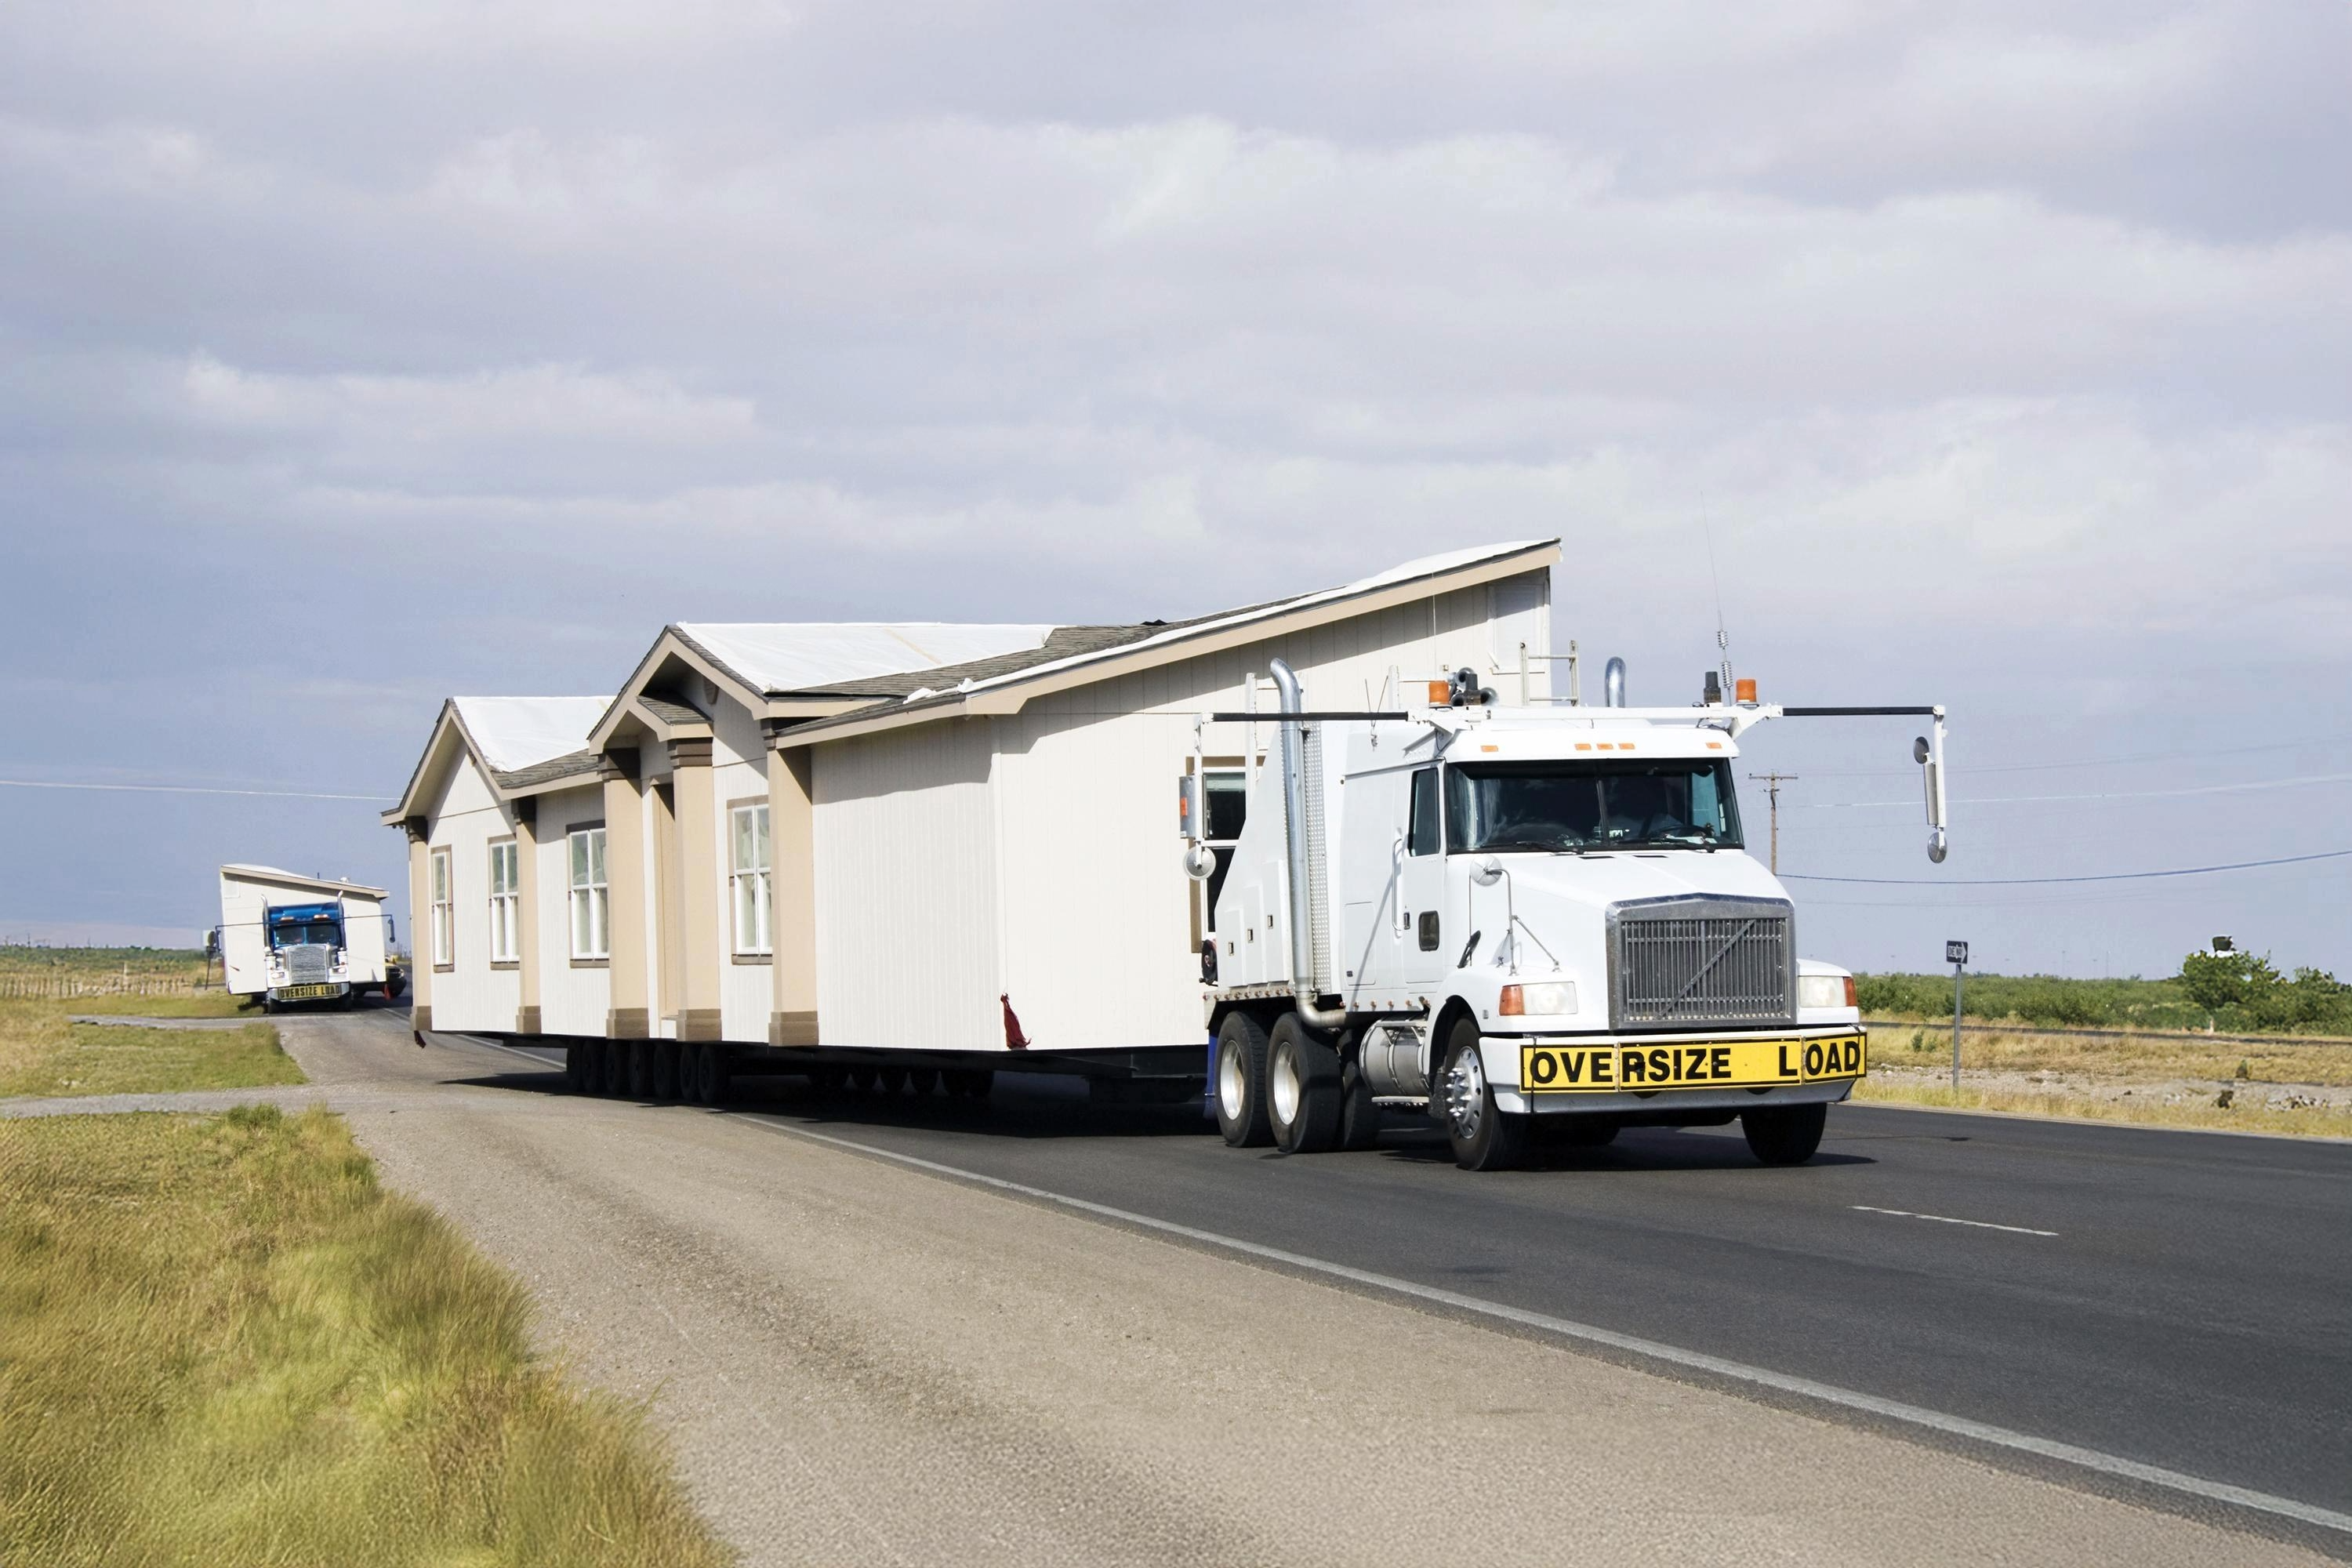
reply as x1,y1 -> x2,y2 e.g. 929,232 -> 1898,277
1475,838 -> 1586,855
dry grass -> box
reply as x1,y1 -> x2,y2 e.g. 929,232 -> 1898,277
1853,1074 -> 2352,1138
0,1105 -> 734,1568
64,989 -> 255,1019
1869,1022 -> 2352,1087
0,1002 -> 303,1099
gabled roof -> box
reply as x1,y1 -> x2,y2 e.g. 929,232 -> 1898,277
769,539 -> 1560,746
221,865 -> 389,901
678,623 -> 1057,696
382,696 -> 609,822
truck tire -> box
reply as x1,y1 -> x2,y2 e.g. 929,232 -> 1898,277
810,1064 -> 847,1094
1439,1020 -> 1526,1172
945,1068 -> 993,1101
1268,1014 -> 1342,1154
877,1065 -> 908,1094
598,1040 -> 626,1096
1742,1102 -> 1827,1166
1214,1011 -> 1274,1148
908,1067 -> 939,1098
625,1040 -> 652,1099
565,1044 -> 590,1093
652,1041 -> 681,1101
1338,1059 -> 1381,1151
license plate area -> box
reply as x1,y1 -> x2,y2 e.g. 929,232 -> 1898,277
278,984 -> 339,1001
1521,1034 -> 1864,1094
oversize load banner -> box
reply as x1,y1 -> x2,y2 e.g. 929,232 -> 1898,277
1520,1034 -> 1865,1094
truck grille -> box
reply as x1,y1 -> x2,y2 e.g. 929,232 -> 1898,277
283,944 -> 332,984
1608,897 -> 1794,1031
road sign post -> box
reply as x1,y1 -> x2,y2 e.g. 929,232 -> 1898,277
1946,940 -> 1969,1091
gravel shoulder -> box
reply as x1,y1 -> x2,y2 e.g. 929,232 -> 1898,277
274,1011 -> 2333,1568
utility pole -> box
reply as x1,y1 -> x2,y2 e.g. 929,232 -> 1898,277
1748,771 -> 1798,873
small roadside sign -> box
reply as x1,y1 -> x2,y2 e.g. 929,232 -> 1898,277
1946,940 -> 1969,966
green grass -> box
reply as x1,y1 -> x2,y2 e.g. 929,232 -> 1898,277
0,1105 -> 734,1568
1856,970 -> 2352,1036
0,1003 -> 304,1099
60,989 -> 253,1019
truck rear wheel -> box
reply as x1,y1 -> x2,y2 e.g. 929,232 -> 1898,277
1440,1021 -> 1526,1172
1268,1014 -> 1341,1154
1742,1102 -> 1827,1166
1214,1011 -> 1273,1148
652,1041 -> 681,1101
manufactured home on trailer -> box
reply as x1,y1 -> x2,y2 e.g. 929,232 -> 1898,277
386,542 -> 1560,1094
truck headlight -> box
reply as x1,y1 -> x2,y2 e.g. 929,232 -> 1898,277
1798,974 -> 1859,1011
1499,982 -> 1577,1017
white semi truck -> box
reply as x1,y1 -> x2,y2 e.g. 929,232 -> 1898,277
1193,659 -> 1947,1170
216,865 -> 405,1011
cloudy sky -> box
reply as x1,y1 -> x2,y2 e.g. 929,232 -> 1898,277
2,0 -> 2346,977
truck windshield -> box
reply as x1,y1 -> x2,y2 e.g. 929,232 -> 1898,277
1446,758 -> 1744,852
271,920 -> 340,948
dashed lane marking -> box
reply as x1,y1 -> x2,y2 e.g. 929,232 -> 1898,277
1852,1204 -> 2059,1237
728,1112 -> 2352,1542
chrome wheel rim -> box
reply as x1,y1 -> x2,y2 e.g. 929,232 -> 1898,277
1271,1044 -> 1301,1127
1218,1041 -> 1247,1120
1443,1045 -> 1486,1142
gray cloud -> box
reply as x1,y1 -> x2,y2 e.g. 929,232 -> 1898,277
1,2 -> 2344,971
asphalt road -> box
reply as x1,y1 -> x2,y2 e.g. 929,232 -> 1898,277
630,1057 -> 2352,1530
416,1019 -> 2343,1552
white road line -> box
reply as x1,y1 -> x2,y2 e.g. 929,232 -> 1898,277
730,1112 -> 2352,1541
1852,1204 -> 2059,1237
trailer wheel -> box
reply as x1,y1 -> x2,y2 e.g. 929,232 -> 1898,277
701,1046 -> 732,1105
606,1040 -> 632,1098
810,1064 -> 847,1094
1268,1015 -> 1342,1154
1338,1060 -> 1381,1151
907,1067 -> 940,1098
945,1069 -> 993,1101
877,1065 -> 908,1095
622,1040 -> 650,1099
1214,1011 -> 1273,1148
1742,1102 -> 1827,1166
848,1065 -> 878,1093
1439,1021 -> 1526,1172
652,1041 -> 681,1101
564,1044 -> 590,1093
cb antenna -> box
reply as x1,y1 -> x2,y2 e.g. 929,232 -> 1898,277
1703,514 -> 1733,701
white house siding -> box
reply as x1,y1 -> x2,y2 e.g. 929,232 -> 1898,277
535,782 -> 610,1037
423,752 -> 522,1033
981,579 -> 1541,1054
811,720 -> 1003,1051
710,700 -> 773,1043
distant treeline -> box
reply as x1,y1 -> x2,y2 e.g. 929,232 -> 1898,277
1860,953 -> 2352,1036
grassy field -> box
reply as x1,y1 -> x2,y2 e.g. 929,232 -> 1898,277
1857,968 -> 2352,1036
1859,1021 -> 2352,1137
0,1002 -> 303,1099
0,1105 -> 734,1568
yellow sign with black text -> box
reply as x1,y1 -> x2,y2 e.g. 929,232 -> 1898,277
1520,1034 -> 1865,1094
275,984 -> 340,1001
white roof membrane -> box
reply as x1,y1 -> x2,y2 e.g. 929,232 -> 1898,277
677,623 -> 1058,695
452,696 -> 611,773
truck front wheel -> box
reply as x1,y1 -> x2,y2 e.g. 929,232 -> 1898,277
1742,1102 -> 1827,1166
1267,1014 -> 1341,1154
1214,1011 -> 1273,1148
1439,1021 -> 1527,1172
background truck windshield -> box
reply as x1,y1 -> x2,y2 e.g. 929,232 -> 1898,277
1446,757 -> 1744,851
270,920 -> 340,948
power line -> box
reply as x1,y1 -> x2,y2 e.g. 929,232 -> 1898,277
0,779 -> 380,802
1781,846 -> 2352,887
1798,771 -> 2352,810
1788,737 -> 2326,779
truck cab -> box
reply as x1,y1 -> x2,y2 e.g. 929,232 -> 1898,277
264,901 -> 355,1010
1200,665 -> 1915,1171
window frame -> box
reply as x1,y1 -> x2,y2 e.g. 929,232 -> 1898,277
486,837 -> 521,967
728,799 -> 773,959
567,824 -> 610,964
1189,758 -> 1254,949
429,846 -> 454,971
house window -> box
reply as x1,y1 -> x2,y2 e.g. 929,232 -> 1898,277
731,803 -> 771,956
568,827 -> 608,960
429,847 -> 453,968
488,840 -> 520,964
